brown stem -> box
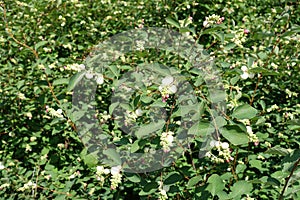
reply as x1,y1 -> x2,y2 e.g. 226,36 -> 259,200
279,157 -> 300,200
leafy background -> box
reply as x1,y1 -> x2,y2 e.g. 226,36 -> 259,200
0,0 -> 299,199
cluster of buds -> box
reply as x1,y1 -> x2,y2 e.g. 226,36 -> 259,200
160,131 -> 174,153
110,165 -> 122,190
206,140 -> 233,163
246,126 -> 259,146
64,63 -> 86,72
17,92 -> 26,100
158,76 -> 177,102
203,14 -> 224,27
158,180 -> 168,200
98,111 -> 111,123
124,109 -> 142,126
230,28 -> 248,47
17,180 -> 37,192
96,165 -> 110,186
45,106 -> 64,118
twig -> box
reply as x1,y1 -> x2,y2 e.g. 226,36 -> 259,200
279,157 -> 300,200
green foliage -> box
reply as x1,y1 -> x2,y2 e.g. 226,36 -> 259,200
0,0 -> 299,199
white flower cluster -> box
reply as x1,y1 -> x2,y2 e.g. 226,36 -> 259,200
158,181 -> 168,200
124,109 -> 142,126
46,106 -> 64,118
17,92 -> 26,100
0,183 -> 10,190
206,140 -> 233,163
17,180 -> 37,192
158,76 -> 177,102
25,112 -> 33,120
266,104 -> 279,112
203,14 -> 224,27
136,40 -> 145,51
160,131 -> 174,153
69,171 -> 81,179
64,63 -> 85,72
98,111 -> 111,123
179,16 -> 193,27
110,165 -> 122,190
58,15 -> 66,27
230,28 -> 248,47
240,65 -> 254,80
246,126 -> 259,146
96,165 -> 110,186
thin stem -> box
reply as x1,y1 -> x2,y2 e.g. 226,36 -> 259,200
279,157 -> 300,200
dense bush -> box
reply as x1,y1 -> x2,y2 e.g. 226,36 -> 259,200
0,0 -> 299,199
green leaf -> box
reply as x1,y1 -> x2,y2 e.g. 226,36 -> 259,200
258,52 -> 268,60
108,65 -> 119,78
166,17 -> 180,28
249,159 -> 263,171
221,126 -> 249,145
70,110 -> 86,122
187,175 -> 202,188
126,174 -> 141,183
35,41 -> 48,51
232,104 -> 258,119
224,42 -> 236,50
164,172 -> 183,185
67,71 -> 85,91
265,146 -> 290,156
109,102 -> 119,115
53,78 -> 69,86
103,148 -> 122,165
135,120 -> 165,139
249,67 -> 279,75
287,119 -> 300,130
139,182 -> 158,196
80,149 -> 98,168
214,116 -> 227,129
206,174 -> 225,196
229,181 -> 253,199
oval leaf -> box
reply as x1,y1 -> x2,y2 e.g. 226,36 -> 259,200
232,104 -> 258,119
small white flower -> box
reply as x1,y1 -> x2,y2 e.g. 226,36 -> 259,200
159,76 -> 177,102
18,93 -> 26,100
85,71 -> 94,79
166,134 -> 174,144
135,108 -> 143,116
241,72 -> 249,79
161,76 -> 174,87
0,162 -> 5,170
240,66 -> 254,79
168,85 -> 177,93
241,65 -> 248,72
111,165 -> 122,175
246,126 -> 253,134
221,142 -> 229,149
79,64 -> 85,70
160,189 -> 167,196
210,140 -> 217,147
96,74 -> 104,84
